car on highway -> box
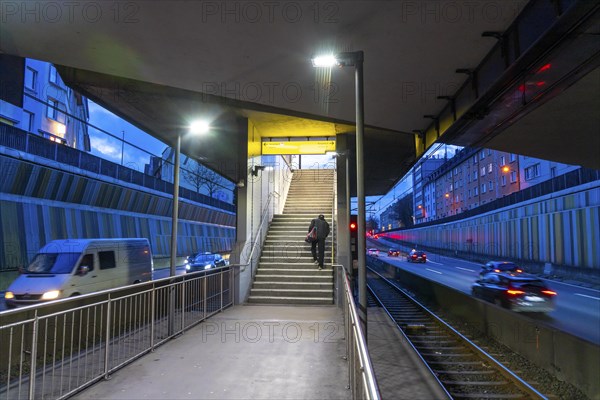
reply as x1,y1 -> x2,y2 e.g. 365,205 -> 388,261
185,252 -> 226,272
479,261 -> 523,278
471,271 -> 556,313
388,248 -> 401,257
367,248 -> 380,257
407,249 -> 426,263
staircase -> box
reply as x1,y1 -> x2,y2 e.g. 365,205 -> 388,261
247,169 -> 335,305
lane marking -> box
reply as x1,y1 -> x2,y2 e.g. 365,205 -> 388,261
426,260 -> 443,265
574,293 -> 600,301
426,268 -> 442,275
456,267 -> 476,272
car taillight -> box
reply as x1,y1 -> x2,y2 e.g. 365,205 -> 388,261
506,289 -> 525,295
541,290 -> 557,296
516,269 -> 523,273
412,255 -> 416,258
422,255 -> 426,258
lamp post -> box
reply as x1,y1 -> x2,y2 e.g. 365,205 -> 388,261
313,51 -> 367,335
170,120 -> 210,277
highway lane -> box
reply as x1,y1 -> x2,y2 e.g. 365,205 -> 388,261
369,238 -> 600,345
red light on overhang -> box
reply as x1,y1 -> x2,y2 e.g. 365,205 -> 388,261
350,222 -> 357,230
517,84 -> 526,93
536,81 -> 546,87
537,63 -> 551,73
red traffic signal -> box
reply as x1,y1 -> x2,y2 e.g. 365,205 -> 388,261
350,222 -> 357,230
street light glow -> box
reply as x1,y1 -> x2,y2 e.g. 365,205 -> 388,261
190,120 -> 210,135
311,54 -> 338,67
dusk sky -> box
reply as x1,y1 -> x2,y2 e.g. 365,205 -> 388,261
87,100 -> 168,172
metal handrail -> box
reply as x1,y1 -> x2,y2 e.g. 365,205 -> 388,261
342,270 -> 381,400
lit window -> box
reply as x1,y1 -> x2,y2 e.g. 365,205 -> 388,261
488,163 -> 493,173
481,167 -> 486,176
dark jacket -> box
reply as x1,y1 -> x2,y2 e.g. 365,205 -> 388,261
309,217 -> 330,240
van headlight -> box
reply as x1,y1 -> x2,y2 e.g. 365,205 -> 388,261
5,291 -> 14,300
42,290 -> 60,300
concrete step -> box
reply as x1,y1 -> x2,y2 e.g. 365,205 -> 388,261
255,268 -> 333,275
246,296 -> 333,305
254,274 -> 332,282
249,288 -> 333,298
252,281 -> 333,290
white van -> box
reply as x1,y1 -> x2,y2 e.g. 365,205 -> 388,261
5,238 -> 153,307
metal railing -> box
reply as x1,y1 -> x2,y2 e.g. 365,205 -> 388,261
0,123 -> 235,213
342,270 -> 380,400
0,267 -> 234,400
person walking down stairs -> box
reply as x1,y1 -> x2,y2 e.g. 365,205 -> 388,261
308,214 -> 330,270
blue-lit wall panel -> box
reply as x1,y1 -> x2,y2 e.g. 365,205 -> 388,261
0,154 -> 236,270
389,185 -> 600,269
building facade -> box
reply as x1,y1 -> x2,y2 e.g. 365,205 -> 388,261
0,58 -> 90,150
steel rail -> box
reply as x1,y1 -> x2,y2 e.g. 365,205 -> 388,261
367,267 -> 548,400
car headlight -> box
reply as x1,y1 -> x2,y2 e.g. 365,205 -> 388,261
42,290 -> 61,300
204,264 -> 212,270
186,264 -> 191,270
4,291 -> 14,300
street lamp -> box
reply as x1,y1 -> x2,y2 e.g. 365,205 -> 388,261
313,51 -> 367,335
170,120 -> 210,277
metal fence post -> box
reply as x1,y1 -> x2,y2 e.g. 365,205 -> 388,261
220,271 -> 223,311
181,278 -> 186,330
203,276 -> 207,320
28,310 -> 39,399
150,287 -> 156,350
104,294 -> 112,379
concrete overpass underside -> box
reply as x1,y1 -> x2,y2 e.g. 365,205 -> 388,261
1,0 -> 598,196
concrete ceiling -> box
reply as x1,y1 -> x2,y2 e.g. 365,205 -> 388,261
1,0 -> 598,194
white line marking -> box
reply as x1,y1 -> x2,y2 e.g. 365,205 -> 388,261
426,260 -> 443,265
456,267 -> 475,272
574,293 -> 600,301
426,268 -> 442,275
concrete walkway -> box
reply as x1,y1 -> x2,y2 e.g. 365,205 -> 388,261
73,305 -> 350,399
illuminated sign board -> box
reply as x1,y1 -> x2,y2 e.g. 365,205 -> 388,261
262,140 -> 335,155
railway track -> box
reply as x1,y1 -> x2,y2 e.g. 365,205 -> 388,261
366,268 -> 548,400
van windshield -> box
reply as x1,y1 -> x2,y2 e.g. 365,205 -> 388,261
26,253 -> 81,274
